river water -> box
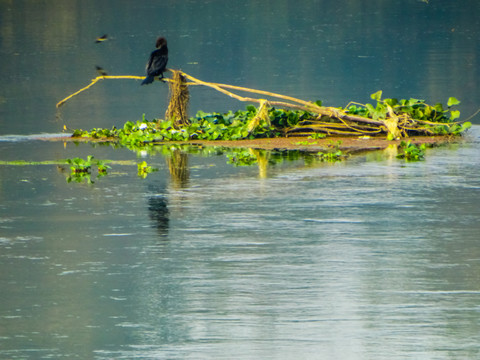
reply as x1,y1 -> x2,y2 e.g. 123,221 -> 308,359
1,131 -> 479,359
1,0 -> 480,359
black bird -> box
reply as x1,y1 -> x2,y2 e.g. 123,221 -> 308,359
141,37 -> 168,85
95,65 -> 108,77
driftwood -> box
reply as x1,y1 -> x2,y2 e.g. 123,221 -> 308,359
168,70 -> 457,137
57,70 -> 461,138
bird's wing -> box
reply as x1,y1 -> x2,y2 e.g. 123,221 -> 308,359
145,52 -> 155,73
151,55 -> 168,73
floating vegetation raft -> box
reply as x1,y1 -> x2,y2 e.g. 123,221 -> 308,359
72,91 -> 471,147
59,70 -> 472,144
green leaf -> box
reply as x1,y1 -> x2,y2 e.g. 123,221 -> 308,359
71,129 -> 82,137
447,97 -> 460,107
450,110 -> 460,120
123,121 -> 135,131
433,103 -> 445,112
384,98 -> 398,107
408,98 -> 423,105
365,103 -> 375,115
370,90 -> 383,102
461,121 -> 472,132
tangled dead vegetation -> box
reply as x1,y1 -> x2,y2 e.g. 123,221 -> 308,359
57,70 -> 472,139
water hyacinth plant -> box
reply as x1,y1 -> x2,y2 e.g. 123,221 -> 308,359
396,141 -> 427,161
72,91 -> 470,148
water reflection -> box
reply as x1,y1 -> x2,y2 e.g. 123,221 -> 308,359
248,149 -> 270,178
147,186 -> 169,237
166,148 -> 190,189
0,132 -> 479,358
1,0 -> 480,356
146,148 -> 190,239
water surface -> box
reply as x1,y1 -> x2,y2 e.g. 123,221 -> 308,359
1,0 -> 480,358
0,0 -> 479,136
1,127 -> 480,358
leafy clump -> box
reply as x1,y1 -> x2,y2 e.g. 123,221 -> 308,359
72,107 -> 284,146
65,156 -> 111,183
316,140 -> 347,162
137,161 -> 158,178
342,91 -> 470,138
66,155 -> 94,174
71,92 -> 470,149
347,91 -> 461,123
396,141 -> 426,161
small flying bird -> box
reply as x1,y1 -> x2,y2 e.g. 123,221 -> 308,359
95,34 -> 108,43
95,66 -> 108,76
141,36 -> 168,85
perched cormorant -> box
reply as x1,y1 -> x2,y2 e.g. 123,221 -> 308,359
141,37 -> 168,85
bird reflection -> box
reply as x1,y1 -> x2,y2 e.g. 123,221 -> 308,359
147,186 -> 169,237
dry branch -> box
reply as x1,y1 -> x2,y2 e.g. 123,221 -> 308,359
56,70 -> 459,139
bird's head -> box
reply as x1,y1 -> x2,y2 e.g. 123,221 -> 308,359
156,37 -> 167,48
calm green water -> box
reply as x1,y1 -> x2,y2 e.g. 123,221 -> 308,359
1,0 -> 479,136
1,130 -> 480,359
1,0 -> 480,358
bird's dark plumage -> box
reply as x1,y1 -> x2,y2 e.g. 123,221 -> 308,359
95,65 -> 108,77
141,37 -> 168,85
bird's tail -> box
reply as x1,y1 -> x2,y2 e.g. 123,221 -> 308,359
141,75 -> 154,85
